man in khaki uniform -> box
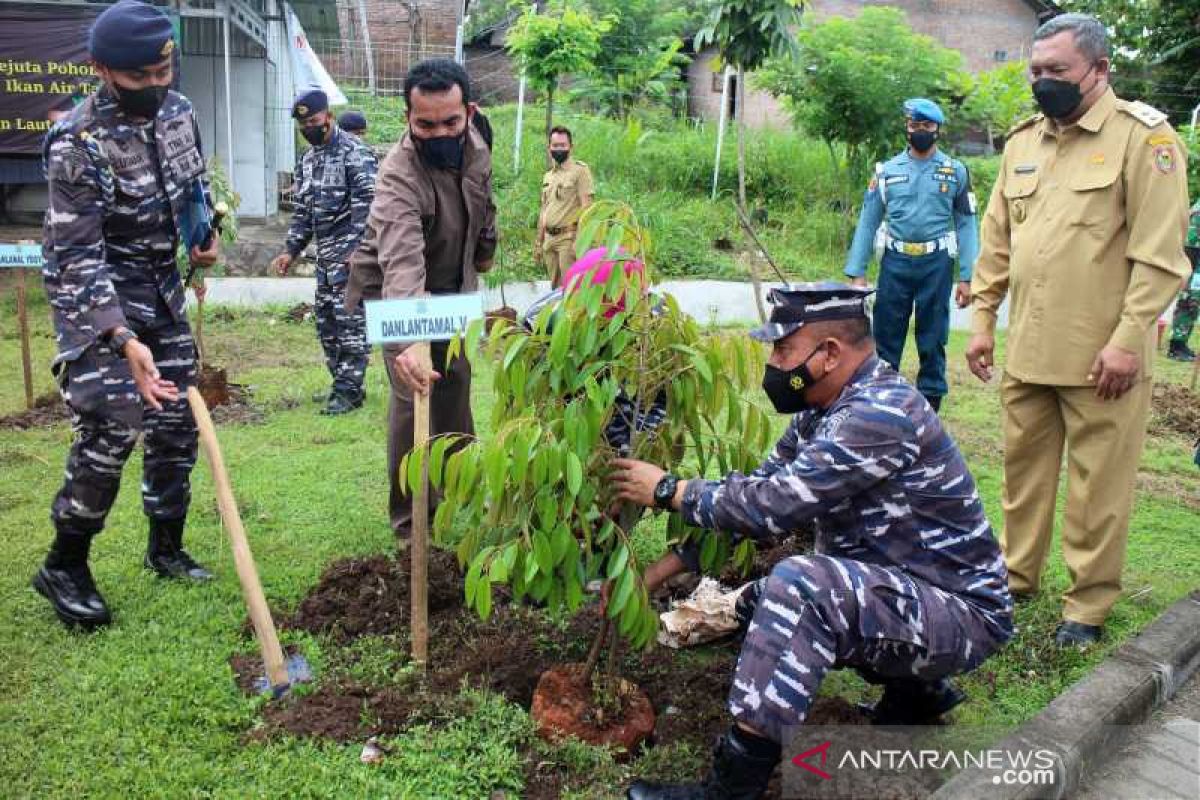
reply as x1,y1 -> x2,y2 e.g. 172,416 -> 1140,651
536,126 -> 593,287
967,13 -> 1190,647
347,59 -> 497,543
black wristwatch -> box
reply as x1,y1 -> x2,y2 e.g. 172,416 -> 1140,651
105,327 -> 137,355
653,473 -> 680,511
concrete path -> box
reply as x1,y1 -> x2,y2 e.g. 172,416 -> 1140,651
1075,674 -> 1200,799
198,277 -> 1012,332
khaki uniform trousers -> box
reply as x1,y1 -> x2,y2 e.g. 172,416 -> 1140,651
541,232 -> 577,289
1000,373 -> 1152,625
385,342 -> 474,540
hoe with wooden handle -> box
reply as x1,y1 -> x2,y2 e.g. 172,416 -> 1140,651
187,386 -> 311,697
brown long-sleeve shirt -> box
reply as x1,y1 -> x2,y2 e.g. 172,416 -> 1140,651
347,124 -> 497,310
972,88 -> 1191,385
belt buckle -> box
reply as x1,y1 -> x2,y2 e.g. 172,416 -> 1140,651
902,242 -> 925,256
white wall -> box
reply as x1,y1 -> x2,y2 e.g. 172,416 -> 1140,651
182,54 -> 270,218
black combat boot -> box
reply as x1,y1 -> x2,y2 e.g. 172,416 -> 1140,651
858,677 -> 967,725
1167,340 -> 1196,362
145,518 -> 213,581
923,394 -> 943,413
32,528 -> 112,628
320,390 -> 364,416
626,725 -> 780,800
1054,620 -> 1102,648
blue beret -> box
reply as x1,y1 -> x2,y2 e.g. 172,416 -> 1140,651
89,0 -> 175,70
292,89 -> 328,120
337,111 -> 367,132
750,282 -> 875,343
904,98 -> 945,125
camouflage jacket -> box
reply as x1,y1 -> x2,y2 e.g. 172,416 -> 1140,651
41,88 -> 208,365
286,127 -> 378,281
679,355 -> 1013,638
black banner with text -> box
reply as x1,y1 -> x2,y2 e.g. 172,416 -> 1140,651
0,6 -> 101,155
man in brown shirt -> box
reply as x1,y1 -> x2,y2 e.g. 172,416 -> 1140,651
347,59 -> 497,543
536,126 -> 593,287
967,14 -> 1190,647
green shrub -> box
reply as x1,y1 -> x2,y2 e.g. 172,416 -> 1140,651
340,91 -> 1001,283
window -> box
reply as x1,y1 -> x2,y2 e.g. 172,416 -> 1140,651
712,72 -> 725,93
994,50 -> 1009,63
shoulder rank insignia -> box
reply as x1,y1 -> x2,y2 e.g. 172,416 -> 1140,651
1007,113 -> 1043,136
1122,100 -> 1167,128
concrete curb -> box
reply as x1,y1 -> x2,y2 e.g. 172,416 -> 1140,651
933,592 -> 1200,800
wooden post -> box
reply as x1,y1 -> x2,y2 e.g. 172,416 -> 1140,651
187,386 -> 289,690
17,266 -> 33,410
410,341 -> 432,667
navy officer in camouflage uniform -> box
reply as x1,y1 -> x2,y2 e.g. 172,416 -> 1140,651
272,89 -> 377,414
611,283 -> 1013,800
34,0 -> 219,630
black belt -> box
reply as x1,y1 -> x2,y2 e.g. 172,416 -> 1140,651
546,225 -> 575,236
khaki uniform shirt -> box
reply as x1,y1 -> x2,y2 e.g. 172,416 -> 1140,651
540,158 -> 593,234
972,88 -> 1191,385
347,125 -> 498,309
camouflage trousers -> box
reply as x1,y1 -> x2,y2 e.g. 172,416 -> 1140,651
315,269 -> 369,400
1169,282 -> 1198,346
729,554 -> 1007,743
51,307 -> 198,534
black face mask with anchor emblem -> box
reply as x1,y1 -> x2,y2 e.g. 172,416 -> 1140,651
762,343 -> 827,414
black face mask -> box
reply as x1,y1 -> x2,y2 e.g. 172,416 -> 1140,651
301,123 -> 329,147
415,132 -> 465,170
762,343 -> 826,414
1032,65 -> 1094,119
550,149 -> 569,164
907,129 -> 938,153
113,83 -> 168,120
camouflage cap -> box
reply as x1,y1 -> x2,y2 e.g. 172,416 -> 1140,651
749,281 -> 875,343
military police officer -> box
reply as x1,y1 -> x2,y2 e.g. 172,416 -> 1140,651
272,90 -> 378,414
35,0 -> 219,629
611,284 -> 1013,800
844,99 -> 979,413
1166,198 -> 1200,362
536,126 -> 593,288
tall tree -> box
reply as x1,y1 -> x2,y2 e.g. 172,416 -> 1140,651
695,0 -> 806,210
505,1 -> 608,145
958,61 -> 1038,153
1058,0 -> 1199,121
571,0 -> 691,120
756,7 -> 965,186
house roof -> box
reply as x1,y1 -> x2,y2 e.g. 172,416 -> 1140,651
1022,0 -> 1063,20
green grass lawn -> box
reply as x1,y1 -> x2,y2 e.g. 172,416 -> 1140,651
1,280 -> 1198,797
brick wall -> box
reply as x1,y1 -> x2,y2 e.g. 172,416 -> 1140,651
687,50 -> 790,130
320,0 -> 461,91
465,46 -> 520,105
354,0 -> 459,52
688,0 -> 1044,127
813,0 -> 1041,72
